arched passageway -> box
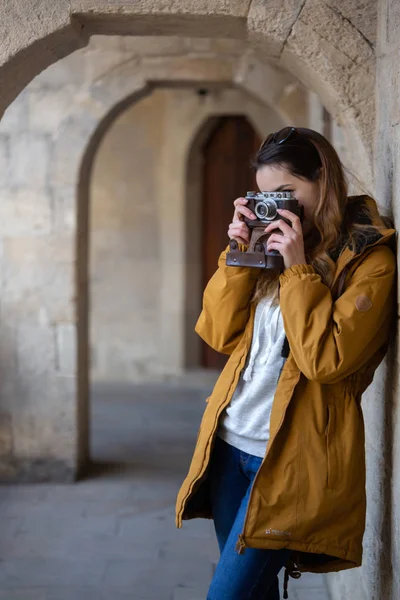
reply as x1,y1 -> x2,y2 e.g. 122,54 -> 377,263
86,85 -> 283,463
88,91 -> 281,384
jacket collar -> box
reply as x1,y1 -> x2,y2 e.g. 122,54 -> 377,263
330,195 -> 396,290
329,194 -> 396,263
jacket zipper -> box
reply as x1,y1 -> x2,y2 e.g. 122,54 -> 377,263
178,311 -> 257,525
236,369 -> 302,553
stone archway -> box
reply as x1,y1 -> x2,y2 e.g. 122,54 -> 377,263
80,86 -> 285,469
1,1 -> 376,180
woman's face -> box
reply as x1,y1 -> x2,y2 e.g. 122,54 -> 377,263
255,164 -> 320,235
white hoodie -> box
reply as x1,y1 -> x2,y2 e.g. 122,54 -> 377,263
217,294 -> 286,458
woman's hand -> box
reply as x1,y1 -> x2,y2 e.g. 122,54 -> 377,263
227,197 -> 257,245
265,208 -> 307,270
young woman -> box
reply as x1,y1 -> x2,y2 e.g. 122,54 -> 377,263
175,127 -> 396,599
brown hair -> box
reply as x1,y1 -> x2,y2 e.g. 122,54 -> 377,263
251,127 -> 349,302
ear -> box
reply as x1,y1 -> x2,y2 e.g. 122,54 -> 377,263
314,166 -> 322,181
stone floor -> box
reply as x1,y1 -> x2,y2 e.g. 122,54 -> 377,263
0,379 -> 331,599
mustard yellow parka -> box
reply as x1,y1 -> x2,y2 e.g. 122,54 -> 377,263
176,196 -> 396,575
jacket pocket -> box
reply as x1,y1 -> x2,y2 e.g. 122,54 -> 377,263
325,404 -> 339,489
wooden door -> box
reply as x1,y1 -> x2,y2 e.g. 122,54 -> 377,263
201,116 -> 261,369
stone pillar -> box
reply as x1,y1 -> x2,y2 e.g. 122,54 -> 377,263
0,89 -> 80,481
326,2 -> 400,599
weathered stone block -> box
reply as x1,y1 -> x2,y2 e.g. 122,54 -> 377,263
88,72 -> 146,118
200,38 -> 245,56
234,51 -> 292,107
0,322 -> 18,403
0,412 -> 12,456
281,12 -> 375,169
27,45 -> 88,90
142,55 -> 235,82
84,45 -> 137,84
0,189 -> 52,236
123,35 -> 185,56
0,89 -> 29,134
3,234 -> 73,264
0,134 -> 10,188
379,0 -> 400,53
300,0 -> 374,66
49,185 -> 77,234
16,322 -> 57,378
1,247 -> 74,324
247,0 -> 304,58
0,1 -> 87,115
10,372 -> 78,473
55,324 -> 76,376
72,0 -> 251,17
9,133 -> 51,188
28,87 -> 77,134
50,113 -> 100,186
325,0 -> 377,47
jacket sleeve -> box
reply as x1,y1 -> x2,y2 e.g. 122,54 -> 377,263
195,244 -> 261,355
278,246 -> 396,384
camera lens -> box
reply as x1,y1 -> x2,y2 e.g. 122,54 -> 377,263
255,199 -> 277,220
255,202 -> 267,218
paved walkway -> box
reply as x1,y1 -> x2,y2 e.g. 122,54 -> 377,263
0,379 -> 331,599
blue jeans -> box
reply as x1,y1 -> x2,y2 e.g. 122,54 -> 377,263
207,436 -> 291,600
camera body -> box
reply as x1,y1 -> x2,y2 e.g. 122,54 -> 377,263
226,191 -> 303,270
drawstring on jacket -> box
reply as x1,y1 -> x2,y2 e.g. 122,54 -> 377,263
282,558 -> 302,599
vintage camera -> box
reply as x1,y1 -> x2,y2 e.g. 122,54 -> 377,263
226,191 -> 303,270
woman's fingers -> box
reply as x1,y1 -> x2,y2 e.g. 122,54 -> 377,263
228,222 -> 250,244
229,229 -> 250,243
267,233 -> 288,246
266,227 -> 307,269
266,241 -> 284,253
264,219 -> 295,237
229,221 -> 250,236
234,206 -> 257,222
233,197 -> 257,222
276,208 -> 302,234
230,235 -> 249,245
233,197 -> 248,206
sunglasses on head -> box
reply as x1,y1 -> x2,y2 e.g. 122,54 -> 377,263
259,126 -> 299,151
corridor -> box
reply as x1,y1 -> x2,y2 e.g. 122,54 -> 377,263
0,379 -> 330,599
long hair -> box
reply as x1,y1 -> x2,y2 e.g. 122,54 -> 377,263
251,127 -> 349,302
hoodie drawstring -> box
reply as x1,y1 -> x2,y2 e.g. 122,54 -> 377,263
282,559 -> 302,599
242,300 -> 269,382
242,299 -> 282,382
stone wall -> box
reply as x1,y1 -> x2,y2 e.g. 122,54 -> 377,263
0,1 -> 377,181
326,1 -> 400,599
0,70 -> 78,482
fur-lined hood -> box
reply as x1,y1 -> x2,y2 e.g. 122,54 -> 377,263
329,194 -> 396,261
